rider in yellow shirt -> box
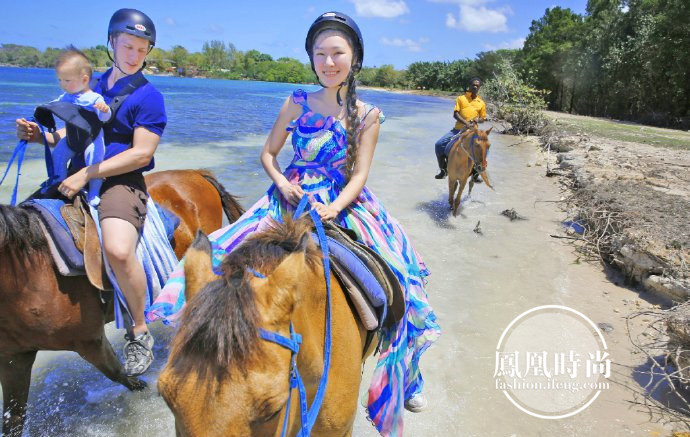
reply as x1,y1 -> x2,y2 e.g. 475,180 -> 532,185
434,77 -> 486,179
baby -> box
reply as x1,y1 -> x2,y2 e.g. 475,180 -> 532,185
49,47 -> 111,206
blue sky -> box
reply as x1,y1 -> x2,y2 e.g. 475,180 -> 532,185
1,0 -> 587,69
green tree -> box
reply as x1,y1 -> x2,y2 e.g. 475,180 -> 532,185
373,64 -> 399,88
202,40 -> 230,70
170,45 -> 189,68
146,47 -> 171,71
470,49 -> 520,83
520,7 -> 584,109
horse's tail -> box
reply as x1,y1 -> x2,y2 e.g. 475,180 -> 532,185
197,170 -> 245,224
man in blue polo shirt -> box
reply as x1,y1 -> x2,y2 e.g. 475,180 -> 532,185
16,9 -> 165,377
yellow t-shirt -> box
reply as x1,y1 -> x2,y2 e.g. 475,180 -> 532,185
453,91 -> 486,130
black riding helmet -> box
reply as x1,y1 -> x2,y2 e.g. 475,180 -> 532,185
305,11 -> 364,73
108,8 -> 156,47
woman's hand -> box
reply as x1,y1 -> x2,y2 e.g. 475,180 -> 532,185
278,182 -> 305,206
16,118 -> 42,143
58,168 -> 89,199
312,202 -> 340,221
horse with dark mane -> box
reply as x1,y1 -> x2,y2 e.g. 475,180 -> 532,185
0,169 -> 244,437
447,126 -> 494,216
159,217 -> 375,437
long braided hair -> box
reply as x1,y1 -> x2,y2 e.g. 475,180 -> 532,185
311,27 -> 361,181
342,69 -> 360,180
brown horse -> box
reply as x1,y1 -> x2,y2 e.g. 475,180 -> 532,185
0,169 -> 244,437
158,218 -> 375,437
447,126 -> 493,216
146,169 -> 244,258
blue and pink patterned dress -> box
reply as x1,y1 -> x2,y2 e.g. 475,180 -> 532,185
147,89 -> 440,437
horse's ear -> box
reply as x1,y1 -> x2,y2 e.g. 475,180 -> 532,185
184,231 -> 216,302
295,231 -> 311,253
486,126 -> 493,135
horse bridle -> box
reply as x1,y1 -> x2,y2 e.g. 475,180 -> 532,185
464,133 -> 487,173
248,195 -> 333,437
451,131 -> 487,174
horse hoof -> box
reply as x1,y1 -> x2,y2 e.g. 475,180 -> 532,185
126,377 -> 148,391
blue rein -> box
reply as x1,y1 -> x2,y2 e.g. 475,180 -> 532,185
254,194 -> 333,437
0,119 -> 52,206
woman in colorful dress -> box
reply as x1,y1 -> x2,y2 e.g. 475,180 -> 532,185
149,11 -> 440,437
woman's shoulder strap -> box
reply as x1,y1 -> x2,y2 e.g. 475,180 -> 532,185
359,102 -> 385,131
292,89 -> 308,105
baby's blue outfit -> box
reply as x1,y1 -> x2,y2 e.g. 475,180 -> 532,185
51,90 -> 111,206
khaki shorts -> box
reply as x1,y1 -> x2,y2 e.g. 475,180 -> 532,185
98,173 -> 148,233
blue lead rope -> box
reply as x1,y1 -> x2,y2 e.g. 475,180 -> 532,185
0,139 -> 29,206
257,194 -> 333,437
0,119 -> 52,206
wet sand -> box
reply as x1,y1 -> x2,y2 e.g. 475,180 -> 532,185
1,110 -> 679,436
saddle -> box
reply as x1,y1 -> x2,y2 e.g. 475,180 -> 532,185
22,196 -> 111,290
320,222 -> 405,330
61,195 -> 112,291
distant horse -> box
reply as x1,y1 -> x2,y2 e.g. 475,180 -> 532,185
447,126 -> 493,216
0,169 -> 244,437
158,218 -> 375,437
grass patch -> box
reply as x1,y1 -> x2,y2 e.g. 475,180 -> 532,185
545,111 -> 690,150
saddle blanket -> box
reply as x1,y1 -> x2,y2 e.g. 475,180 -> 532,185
23,198 -> 179,277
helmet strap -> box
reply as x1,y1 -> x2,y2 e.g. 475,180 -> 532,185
106,37 -> 148,77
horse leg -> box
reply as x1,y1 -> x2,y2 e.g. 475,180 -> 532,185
468,173 -> 475,197
448,176 -> 457,209
75,332 -> 147,391
0,351 -> 37,437
453,177 -> 469,217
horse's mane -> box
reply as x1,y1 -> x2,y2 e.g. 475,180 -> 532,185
169,216 -> 320,383
462,127 -> 490,142
0,205 -> 48,258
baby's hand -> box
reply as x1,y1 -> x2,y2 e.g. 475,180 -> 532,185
94,101 -> 110,113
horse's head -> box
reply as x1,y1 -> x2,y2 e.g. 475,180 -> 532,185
469,126 -> 493,188
159,218 -> 322,437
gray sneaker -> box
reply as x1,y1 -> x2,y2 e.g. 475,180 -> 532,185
123,331 -> 154,377
404,393 -> 428,413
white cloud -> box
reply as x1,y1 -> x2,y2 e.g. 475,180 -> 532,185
429,0 -> 489,4
482,37 -> 525,50
165,17 -> 176,26
446,4 -> 510,33
350,0 -> 410,18
380,36 -> 429,52
433,0 -> 511,32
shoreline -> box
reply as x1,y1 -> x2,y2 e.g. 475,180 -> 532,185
0,64 -> 457,99
536,110 -> 689,300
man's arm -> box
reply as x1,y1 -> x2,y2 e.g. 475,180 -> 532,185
453,110 -> 472,127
